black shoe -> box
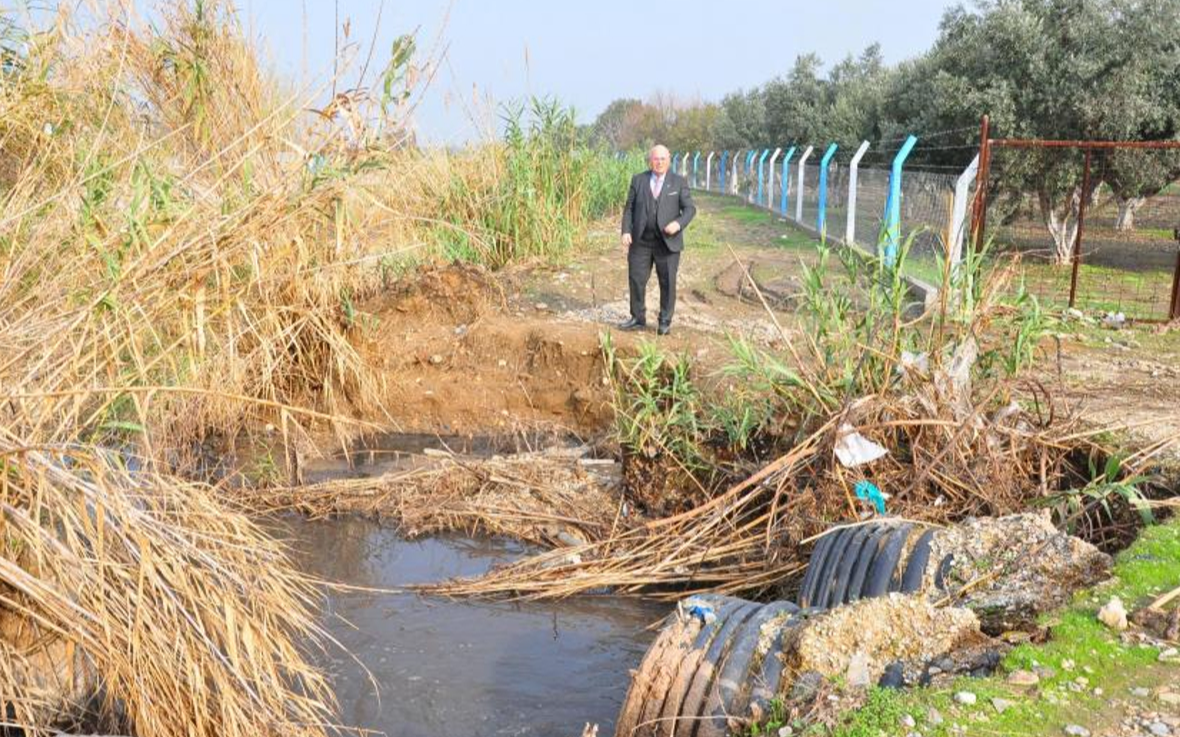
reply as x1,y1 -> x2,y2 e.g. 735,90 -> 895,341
618,317 -> 646,331
657,323 -> 671,336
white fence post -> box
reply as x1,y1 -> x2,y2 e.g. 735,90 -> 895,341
705,151 -> 715,191
731,150 -> 741,195
950,154 -> 980,269
766,147 -> 782,210
845,141 -> 871,245
795,146 -> 814,222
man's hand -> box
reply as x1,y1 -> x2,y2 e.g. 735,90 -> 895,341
621,233 -> 632,250
663,221 -> 681,236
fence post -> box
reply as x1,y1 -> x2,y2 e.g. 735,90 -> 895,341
692,151 -> 701,186
883,134 -> 919,267
747,150 -> 758,198
779,146 -> 796,215
719,151 -> 729,193
755,149 -> 771,205
949,154 -> 980,271
845,141 -> 870,246
816,143 -> 839,237
706,151 -> 715,191
766,147 -> 782,209
671,152 -> 679,175
795,146 -> 814,222
732,151 -> 742,195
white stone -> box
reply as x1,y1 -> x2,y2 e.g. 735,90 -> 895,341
1063,726 -> 1090,737
1097,596 -> 1128,631
846,651 -> 872,688
991,697 -> 1015,714
954,691 -> 977,706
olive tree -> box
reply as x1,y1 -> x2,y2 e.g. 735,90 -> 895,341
888,0 -> 1180,261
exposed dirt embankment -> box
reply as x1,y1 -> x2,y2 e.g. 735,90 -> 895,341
355,263 -> 616,434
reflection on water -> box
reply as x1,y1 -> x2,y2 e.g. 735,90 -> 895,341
279,516 -> 667,737
299,432 -> 577,484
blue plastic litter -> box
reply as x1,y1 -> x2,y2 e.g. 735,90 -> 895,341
854,480 -> 887,515
682,599 -> 717,625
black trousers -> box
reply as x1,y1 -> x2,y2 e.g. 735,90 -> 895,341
628,237 -> 680,326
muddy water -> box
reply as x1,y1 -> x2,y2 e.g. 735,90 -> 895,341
281,516 -> 666,737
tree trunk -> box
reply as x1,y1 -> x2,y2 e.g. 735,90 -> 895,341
1039,188 -> 1081,264
1115,196 -> 1145,232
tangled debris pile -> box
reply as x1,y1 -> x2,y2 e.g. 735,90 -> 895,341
249,445 -> 631,547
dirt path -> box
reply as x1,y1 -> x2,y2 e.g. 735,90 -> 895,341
1042,322 -> 1180,455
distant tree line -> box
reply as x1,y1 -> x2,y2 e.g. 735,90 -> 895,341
588,0 -> 1180,260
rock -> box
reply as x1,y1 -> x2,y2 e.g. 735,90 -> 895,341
1007,669 -> 1040,687
789,670 -> 824,702
900,714 -> 917,729
955,691 -> 977,706
879,661 -> 906,689
1033,665 -> 1057,680
534,302 -> 549,311
925,512 -> 1112,634
1160,647 -> 1179,662
1063,726 -> 1090,737
784,594 -> 982,688
1132,687 -> 1151,698
927,707 -> 944,725
1149,723 -> 1171,736
991,697 -> 1015,714
846,652 -> 872,688
1158,691 -> 1180,706
1097,596 -> 1128,631
776,727 -> 793,737
429,353 -> 444,365
1061,658 -> 1075,671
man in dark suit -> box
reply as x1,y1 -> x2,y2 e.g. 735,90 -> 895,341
619,144 -> 696,335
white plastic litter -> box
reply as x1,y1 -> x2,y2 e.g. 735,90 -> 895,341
898,350 -> 930,376
1102,312 -> 1126,329
833,423 -> 889,467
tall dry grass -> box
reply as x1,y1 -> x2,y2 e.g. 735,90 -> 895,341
0,0 -> 631,734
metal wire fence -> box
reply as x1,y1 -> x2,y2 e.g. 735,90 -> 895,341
978,139 -> 1180,322
677,141 -> 977,290
668,127 -> 1180,319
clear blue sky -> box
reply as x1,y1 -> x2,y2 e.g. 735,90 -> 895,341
240,0 -> 959,143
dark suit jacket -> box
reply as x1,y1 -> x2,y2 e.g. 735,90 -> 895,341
621,170 -> 697,252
